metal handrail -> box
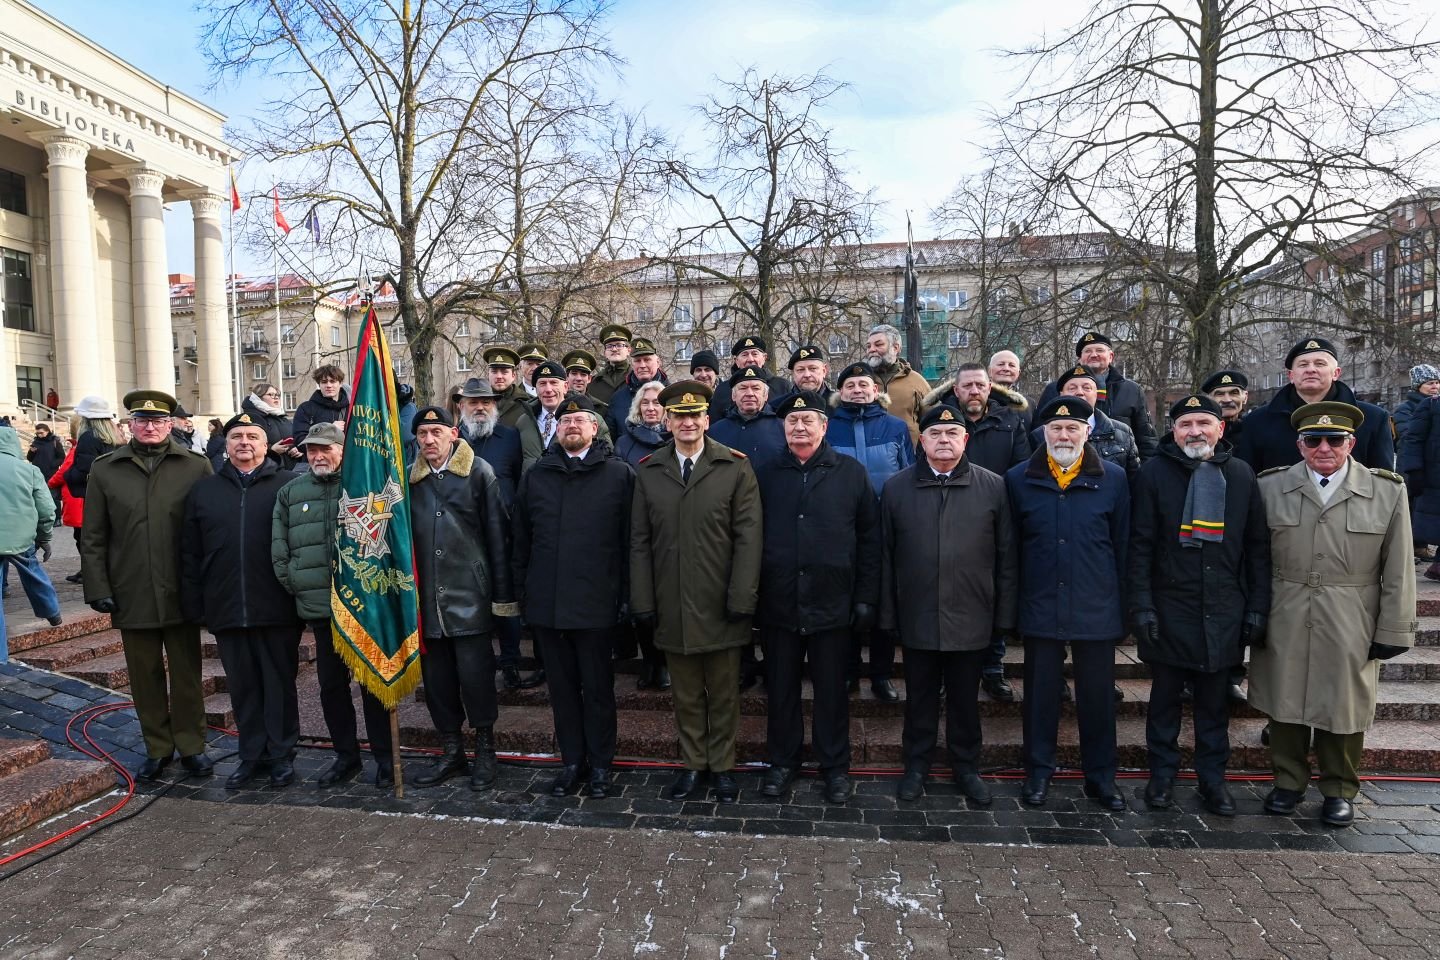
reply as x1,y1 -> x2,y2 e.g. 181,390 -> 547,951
19,399 -> 61,421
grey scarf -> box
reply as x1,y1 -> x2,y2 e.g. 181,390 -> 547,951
1179,460 -> 1226,546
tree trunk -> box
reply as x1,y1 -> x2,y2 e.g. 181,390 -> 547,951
1189,0 -> 1223,384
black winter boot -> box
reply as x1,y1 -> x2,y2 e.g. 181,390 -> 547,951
413,734 -> 468,786
470,727 -> 497,791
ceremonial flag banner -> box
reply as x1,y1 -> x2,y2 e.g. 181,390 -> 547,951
330,307 -> 422,708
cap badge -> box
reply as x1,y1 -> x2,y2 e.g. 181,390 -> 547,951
1307,340 -> 1320,349
1084,334 -> 1095,342
1056,404 -> 1070,416
239,414 -> 253,424
142,400 -> 158,411
1317,415 -> 1333,425
742,338 -> 754,347
1221,375 -> 1233,384
939,409 -> 955,421
683,393 -> 696,404
1185,397 -> 1201,408
794,398 -> 807,408
1073,366 -> 1086,375
800,348 -> 813,358
565,401 -> 579,412
424,410 -> 439,421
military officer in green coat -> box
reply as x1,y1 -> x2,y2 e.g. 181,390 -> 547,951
81,390 -> 214,781
483,345 -> 545,471
630,380 -> 763,804
587,324 -> 632,406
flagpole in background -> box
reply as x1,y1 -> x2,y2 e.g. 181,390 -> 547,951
228,167 -> 243,409
272,184 -> 292,399
903,211 -> 924,372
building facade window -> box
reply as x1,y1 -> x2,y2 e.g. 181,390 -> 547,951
948,328 -> 970,348
252,362 -> 268,381
456,352 -> 471,372
174,365 -> 181,386
283,392 -> 297,409
283,358 -> 297,378
673,305 -> 693,332
946,290 -> 968,309
674,338 -> 693,362
455,317 -> 470,337
281,324 -> 296,345
828,333 -> 849,355
1,248 -> 36,332
15,365 -> 41,403
0,169 -> 26,216
636,306 -> 655,325
331,325 -> 342,347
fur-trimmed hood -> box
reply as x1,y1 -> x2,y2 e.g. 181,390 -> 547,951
828,391 -> 890,410
409,436 -> 475,482
920,380 -> 1029,413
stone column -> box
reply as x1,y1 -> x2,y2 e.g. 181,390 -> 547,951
38,135 -> 101,409
188,192 -> 232,416
123,167 -> 171,392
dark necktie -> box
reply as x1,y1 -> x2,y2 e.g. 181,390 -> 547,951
682,457 -> 693,484
1319,476 -> 1329,488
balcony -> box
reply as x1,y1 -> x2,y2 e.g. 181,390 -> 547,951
182,347 -> 198,361
241,338 -> 271,357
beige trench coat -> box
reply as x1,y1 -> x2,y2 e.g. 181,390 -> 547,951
1251,462 -> 1417,733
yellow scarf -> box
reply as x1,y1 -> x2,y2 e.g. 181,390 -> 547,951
1048,453 -> 1083,490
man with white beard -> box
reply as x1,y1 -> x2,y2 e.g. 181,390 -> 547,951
863,324 -> 931,444
1127,395 -> 1270,816
1005,396 -> 1129,810
453,376 -> 541,690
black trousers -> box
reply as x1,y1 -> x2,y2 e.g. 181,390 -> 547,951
764,626 -> 851,772
421,634 -> 497,734
1148,661 -> 1231,785
310,620 -> 393,764
847,629 -> 896,682
494,615 -> 522,669
901,647 -> 985,773
535,626 -> 616,767
214,626 -> 303,764
1022,636 -> 1117,783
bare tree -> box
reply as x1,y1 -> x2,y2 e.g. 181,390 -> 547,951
661,69 -> 878,370
994,0 -> 1439,384
201,0 -> 616,401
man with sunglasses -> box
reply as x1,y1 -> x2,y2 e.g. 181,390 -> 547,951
1251,402 -> 1416,827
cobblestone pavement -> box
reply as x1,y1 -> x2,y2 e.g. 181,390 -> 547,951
3,795 -> 1440,959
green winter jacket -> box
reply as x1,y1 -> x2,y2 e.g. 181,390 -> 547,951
0,428 -> 55,555
271,467 -> 343,621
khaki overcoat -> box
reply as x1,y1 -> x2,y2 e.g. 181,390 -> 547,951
1251,461 -> 1417,733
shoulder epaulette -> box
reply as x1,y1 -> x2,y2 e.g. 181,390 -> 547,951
730,449 -> 748,459
1370,467 -> 1404,483
1257,465 -> 1288,477
637,453 -> 653,464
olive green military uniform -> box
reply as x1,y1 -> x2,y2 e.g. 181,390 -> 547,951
82,431 -> 213,760
630,386 -> 763,773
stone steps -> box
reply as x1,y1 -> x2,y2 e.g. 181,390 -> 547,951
60,653 -> 230,697
7,614 -> 112,656
16,630 -> 126,672
0,737 -> 114,842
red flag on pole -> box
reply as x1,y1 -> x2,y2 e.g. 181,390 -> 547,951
229,169 -> 242,212
273,186 -> 291,235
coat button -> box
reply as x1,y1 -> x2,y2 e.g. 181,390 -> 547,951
436,511 -> 443,517
438,586 -> 446,593
1319,517 -> 1327,524
435,549 -> 443,556
1058,538 -> 1065,545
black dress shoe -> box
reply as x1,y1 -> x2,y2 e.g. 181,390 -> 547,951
1197,781 -> 1236,816
135,756 -> 171,782
714,772 -> 739,804
738,671 -> 759,692
824,773 -> 853,804
65,571 -> 84,583
179,753 -> 214,778
669,769 -> 702,800
954,772 -> 993,807
981,675 -> 1015,702
847,678 -> 861,694
655,666 -> 671,691
1113,684 -> 1125,703
1084,780 -> 1126,811
46,614 -> 63,626
1060,682 -> 1074,703
1321,797 -> 1355,827
317,757 -> 363,788
269,758 -> 295,788
503,665 -> 545,690
374,763 -> 395,788
635,665 -> 655,690
1263,786 -> 1303,815
589,767 -> 611,799
1144,778 -> 1174,809
896,768 -> 926,802
549,764 -> 584,797
871,678 -> 900,703
1021,775 -> 1050,807
1227,682 -> 1248,704
761,765 -> 795,798
226,762 -> 260,791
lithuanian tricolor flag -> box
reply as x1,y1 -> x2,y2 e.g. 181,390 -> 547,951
330,306 -> 421,708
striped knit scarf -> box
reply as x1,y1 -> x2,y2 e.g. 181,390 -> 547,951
1179,460 -> 1226,546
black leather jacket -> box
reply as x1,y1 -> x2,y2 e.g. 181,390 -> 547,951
409,440 -> 513,640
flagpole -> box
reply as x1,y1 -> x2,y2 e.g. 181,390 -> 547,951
390,710 -> 404,798
229,179 -> 242,410
273,189 -> 284,400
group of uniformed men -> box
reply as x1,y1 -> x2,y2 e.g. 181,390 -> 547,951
78,324 -> 1416,826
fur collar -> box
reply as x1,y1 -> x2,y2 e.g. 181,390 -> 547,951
921,379 -> 1028,413
409,438 -> 475,482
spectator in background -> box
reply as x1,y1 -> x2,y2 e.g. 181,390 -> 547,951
1401,393 -> 1440,581
27,423 -> 66,513
397,382 -> 418,466
1393,364 -> 1440,442
689,350 -> 721,392
61,397 -> 122,585
0,425 -> 61,649
241,383 -> 295,464
45,387 -> 60,411
170,405 -> 206,454
615,381 -> 669,468
290,366 -> 348,448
